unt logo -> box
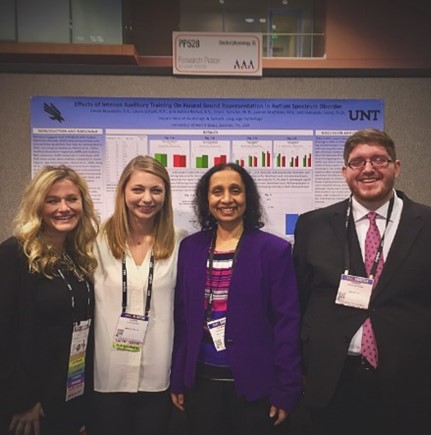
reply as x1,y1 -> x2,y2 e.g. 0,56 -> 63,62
234,59 -> 255,70
348,109 -> 381,121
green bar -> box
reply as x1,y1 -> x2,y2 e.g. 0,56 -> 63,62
276,154 -> 281,167
196,155 -> 209,168
303,155 -> 307,167
261,151 -> 265,167
155,153 -> 168,167
202,155 -> 208,168
248,155 -> 252,167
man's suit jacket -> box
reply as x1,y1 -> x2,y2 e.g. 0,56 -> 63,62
170,228 -> 302,412
293,191 -> 431,411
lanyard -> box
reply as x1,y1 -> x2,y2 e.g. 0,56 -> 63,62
206,229 -> 244,321
57,268 -> 91,323
344,195 -> 395,278
121,252 -> 154,318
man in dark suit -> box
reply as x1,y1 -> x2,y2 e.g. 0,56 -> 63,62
293,128 -> 431,435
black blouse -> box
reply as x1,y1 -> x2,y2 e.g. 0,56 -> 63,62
0,237 -> 94,423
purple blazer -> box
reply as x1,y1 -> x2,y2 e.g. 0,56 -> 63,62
170,228 -> 302,412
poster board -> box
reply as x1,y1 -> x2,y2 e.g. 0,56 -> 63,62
31,97 -> 384,240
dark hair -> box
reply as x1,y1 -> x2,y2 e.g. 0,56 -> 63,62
343,128 -> 397,163
193,163 -> 264,230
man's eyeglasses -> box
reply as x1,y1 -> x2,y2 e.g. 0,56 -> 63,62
347,156 -> 393,170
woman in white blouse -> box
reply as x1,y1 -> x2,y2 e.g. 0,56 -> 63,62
90,155 -> 187,435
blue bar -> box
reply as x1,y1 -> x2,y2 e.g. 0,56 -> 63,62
285,214 -> 299,235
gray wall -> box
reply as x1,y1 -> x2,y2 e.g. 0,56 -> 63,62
1,73 -> 430,242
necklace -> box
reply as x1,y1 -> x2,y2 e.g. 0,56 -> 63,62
130,234 -> 153,246
60,253 -> 85,281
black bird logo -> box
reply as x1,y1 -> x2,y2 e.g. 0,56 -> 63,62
43,102 -> 65,122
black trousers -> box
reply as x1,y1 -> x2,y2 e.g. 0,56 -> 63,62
308,356 -> 431,435
184,377 -> 285,435
311,356 -> 382,435
88,390 -> 172,435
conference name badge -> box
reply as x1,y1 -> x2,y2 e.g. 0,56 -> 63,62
335,274 -> 373,309
113,312 -> 148,352
207,317 -> 226,352
66,319 -> 91,401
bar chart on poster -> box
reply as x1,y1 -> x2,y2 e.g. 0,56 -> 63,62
274,139 -> 313,168
31,97 -> 384,240
191,140 -> 230,169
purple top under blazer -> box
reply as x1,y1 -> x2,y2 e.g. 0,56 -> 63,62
170,228 -> 302,412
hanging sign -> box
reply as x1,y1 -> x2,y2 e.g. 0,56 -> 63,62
173,32 -> 262,76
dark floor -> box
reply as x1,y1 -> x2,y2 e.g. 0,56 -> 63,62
167,406 -> 308,435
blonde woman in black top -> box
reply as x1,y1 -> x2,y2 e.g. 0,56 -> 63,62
0,165 -> 99,435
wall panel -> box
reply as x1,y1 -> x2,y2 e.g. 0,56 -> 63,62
0,73 -> 430,241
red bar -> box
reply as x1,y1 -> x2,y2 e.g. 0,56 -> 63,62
266,151 -> 270,167
173,154 -> 186,167
253,156 -> 257,167
173,154 -> 180,167
215,155 -> 227,165
307,153 -> 312,167
295,156 -> 299,167
282,156 -> 286,167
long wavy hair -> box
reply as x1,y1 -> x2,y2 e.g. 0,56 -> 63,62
14,165 -> 99,279
193,162 -> 265,230
102,155 -> 175,260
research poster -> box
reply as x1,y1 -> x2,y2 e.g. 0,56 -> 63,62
31,97 -> 384,241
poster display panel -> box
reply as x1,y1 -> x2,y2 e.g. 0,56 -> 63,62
31,97 -> 384,240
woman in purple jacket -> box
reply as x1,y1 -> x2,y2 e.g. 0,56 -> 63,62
170,163 -> 302,435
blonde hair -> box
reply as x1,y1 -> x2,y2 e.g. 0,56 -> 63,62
14,165 -> 99,279
103,155 -> 175,260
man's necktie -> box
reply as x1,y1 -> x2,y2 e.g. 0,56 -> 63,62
361,211 -> 383,368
